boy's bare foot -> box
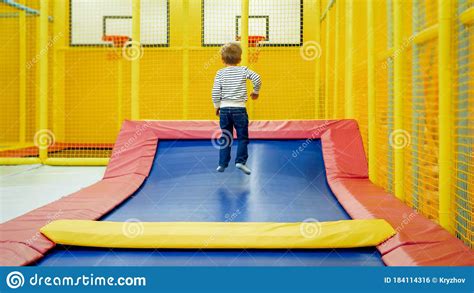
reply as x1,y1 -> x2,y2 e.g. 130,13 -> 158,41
216,166 -> 226,173
236,163 -> 251,175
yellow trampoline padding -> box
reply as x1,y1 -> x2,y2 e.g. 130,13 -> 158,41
41,219 -> 395,249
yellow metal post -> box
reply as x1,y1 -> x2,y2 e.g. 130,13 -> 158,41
333,0 -> 341,118
303,0 -> 321,119
39,0 -> 49,161
53,0 -> 66,142
241,0 -> 249,66
393,0 -> 405,201
413,24 -> 438,45
367,0 -> 377,182
241,0 -> 252,117
438,0 -> 453,232
324,9 -> 331,119
344,0 -> 354,118
19,10 -> 26,143
131,0 -> 141,120
117,60 -> 124,130
182,0 -> 190,119
459,6 -> 474,24
187,0 -> 201,46
313,0 -> 321,119
35,15 -> 40,132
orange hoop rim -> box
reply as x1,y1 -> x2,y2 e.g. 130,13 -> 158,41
102,35 -> 131,48
236,35 -> 266,47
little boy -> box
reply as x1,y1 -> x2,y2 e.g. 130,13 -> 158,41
212,42 -> 262,175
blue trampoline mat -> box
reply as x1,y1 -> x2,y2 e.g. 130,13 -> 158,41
36,140 -> 384,266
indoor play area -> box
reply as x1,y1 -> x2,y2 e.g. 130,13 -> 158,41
0,0 -> 473,267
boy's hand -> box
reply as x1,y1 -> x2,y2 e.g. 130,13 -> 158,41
216,108 -> 220,116
250,92 -> 259,100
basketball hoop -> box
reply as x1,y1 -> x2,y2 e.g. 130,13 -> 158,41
236,35 -> 266,64
102,35 -> 131,60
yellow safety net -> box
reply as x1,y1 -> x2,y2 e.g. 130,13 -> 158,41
404,0 -> 439,221
0,0 -> 41,161
453,0 -> 473,248
353,0 -> 368,150
373,0 -> 394,192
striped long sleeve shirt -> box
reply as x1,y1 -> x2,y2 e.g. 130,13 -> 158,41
212,66 -> 262,109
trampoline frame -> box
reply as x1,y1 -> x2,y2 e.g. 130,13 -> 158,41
0,120 -> 472,266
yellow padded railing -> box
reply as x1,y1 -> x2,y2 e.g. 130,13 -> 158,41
41,219 -> 396,249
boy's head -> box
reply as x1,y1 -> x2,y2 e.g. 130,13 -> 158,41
220,42 -> 242,65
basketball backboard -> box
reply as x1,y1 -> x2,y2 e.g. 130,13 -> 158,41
70,0 -> 169,46
203,0 -> 302,46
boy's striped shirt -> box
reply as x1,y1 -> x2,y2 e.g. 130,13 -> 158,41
212,66 -> 262,109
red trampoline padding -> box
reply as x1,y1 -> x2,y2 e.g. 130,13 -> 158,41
321,128 -> 474,266
105,123 -> 159,179
382,239 -> 474,266
0,242 -> 43,266
0,174 -> 146,265
1,119 -> 473,266
320,127 -> 368,182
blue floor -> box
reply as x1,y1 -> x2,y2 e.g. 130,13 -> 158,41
36,140 -> 384,266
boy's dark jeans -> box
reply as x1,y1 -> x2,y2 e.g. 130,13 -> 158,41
219,107 -> 249,167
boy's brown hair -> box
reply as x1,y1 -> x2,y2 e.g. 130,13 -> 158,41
220,42 -> 242,65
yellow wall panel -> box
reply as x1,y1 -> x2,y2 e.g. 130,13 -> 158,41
0,18 -> 20,143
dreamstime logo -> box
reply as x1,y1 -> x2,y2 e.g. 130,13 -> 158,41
26,210 -> 63,246
204,209 -> 241,248
224,209 -> 241,222
112,122 -> 151,159
380,211 -> 417,248
300,41 -> 322,61
34,129 -> 55,149
122,218 -> 144,239
6,271 -> 25,289
292,121 -> 331,158
202,51 -> 221,72
26,32 -> 64,70
300,218 -> 322,239
122,40 -> 144,61
381,35 -> 415,70
211,129 -> 234,150
389,129 -> 411,150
